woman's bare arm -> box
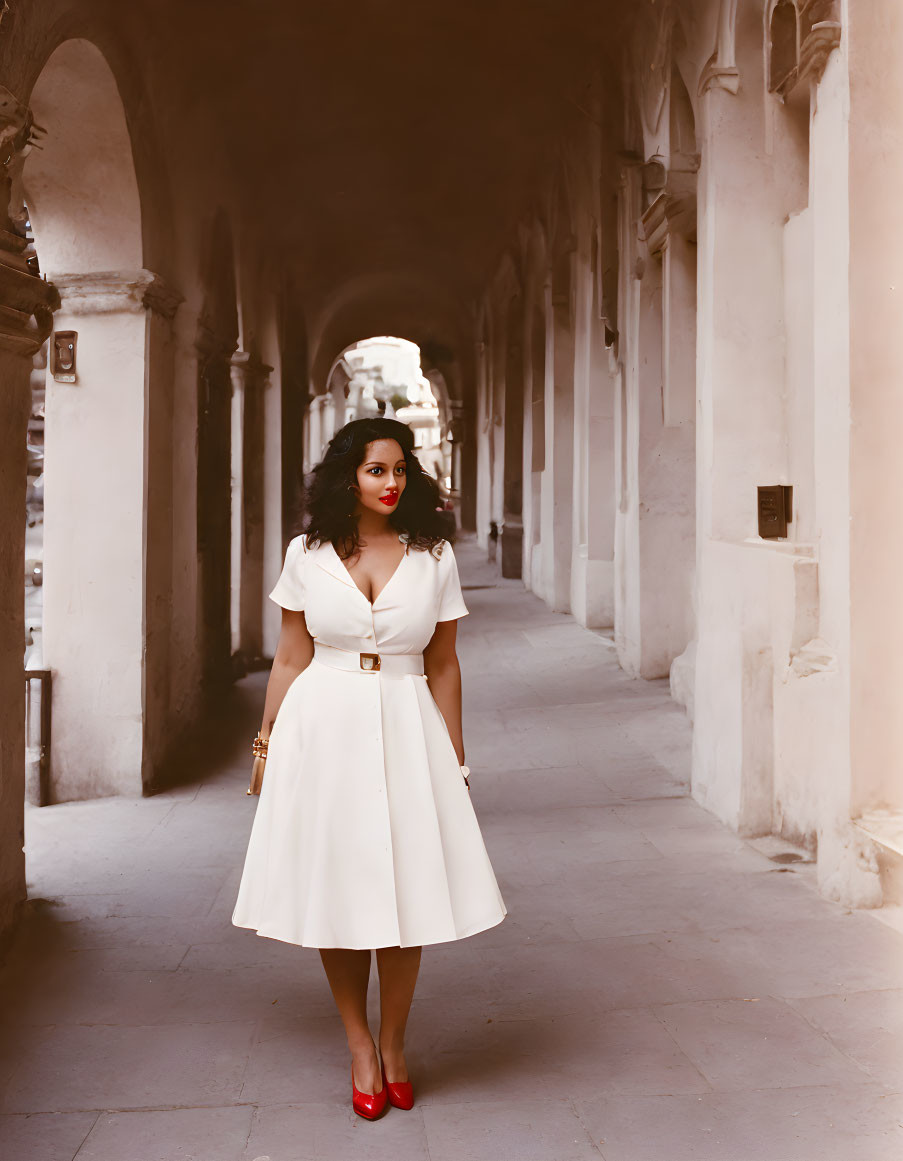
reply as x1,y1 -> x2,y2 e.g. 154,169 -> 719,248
259,609 -> 315,738
423,619 -> 465,765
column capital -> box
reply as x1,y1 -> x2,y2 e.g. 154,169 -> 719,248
230,349 -> 274,394
797,0 -> 842,89
143,273 -> 184,321
0,87 -> 59,356
0,256 -> 59,357
52,269 -> 184,319
698,0 -> 740,96
449,399 -> 470,442
641,188 -> 697,254
195,321 -> 236,362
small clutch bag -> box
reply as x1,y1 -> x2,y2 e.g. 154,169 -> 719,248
247,733 -> 268,796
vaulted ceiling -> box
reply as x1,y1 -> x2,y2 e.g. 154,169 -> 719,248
17,0 -> 623,375
151,0 -> 618,331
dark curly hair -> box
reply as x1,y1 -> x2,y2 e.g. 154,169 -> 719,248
300,418 -> 452,559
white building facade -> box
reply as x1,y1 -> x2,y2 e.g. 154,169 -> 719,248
473,0 -> 902,908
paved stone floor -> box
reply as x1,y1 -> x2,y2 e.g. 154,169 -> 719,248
2,535 -> 903,1160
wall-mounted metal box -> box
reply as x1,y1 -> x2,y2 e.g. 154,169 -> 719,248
52,331 -> 77,383
758,485 -> 793,539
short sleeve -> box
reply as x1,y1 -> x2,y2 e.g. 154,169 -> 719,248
436,540 -> 469,622
268,535 -> 307,611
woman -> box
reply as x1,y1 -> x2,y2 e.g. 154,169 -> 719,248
232,417 -> 507,1120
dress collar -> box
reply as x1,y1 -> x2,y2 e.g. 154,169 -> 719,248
306,536 -> 358,591
307,534 -> 409,606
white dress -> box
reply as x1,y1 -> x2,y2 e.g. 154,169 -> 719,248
231,533 -> 507,949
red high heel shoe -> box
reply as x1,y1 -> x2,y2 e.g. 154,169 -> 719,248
381,1060 -> 414,1110
351,1064 -> 388,1120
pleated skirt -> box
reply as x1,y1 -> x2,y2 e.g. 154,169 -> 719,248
231,658 -> 507,949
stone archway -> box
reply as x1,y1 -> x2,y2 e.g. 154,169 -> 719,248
306,274 -> 476,528
316,335 -> 455,497
24,38 -> 181,801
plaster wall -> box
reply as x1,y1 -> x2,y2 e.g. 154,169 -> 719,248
547,296 -> 575,612
614,239 -> 642,671
692,6 -> 795,826
41,305 -> 147,799
570,222 -> 616,630
692,538 -> 811,832
688,1 -> 866,903
25,40 -> 143,274
847,0 -> 903,819
770,38 -> 852,860
804,34 -> 857,899
615,169 -> 694,680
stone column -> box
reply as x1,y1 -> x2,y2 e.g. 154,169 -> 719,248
501,295 -> 525,578
570,211 -> 617,630
42,270 -> 181,801
638,193 -> 698,708
614,162 -> 695,680
847,0 -> 903,820
474,335 -> 493,543
141,276 -> 183,786
0,96 -> 60,940
456,394 -> 478,532
691,7 -> 801,834
230,350 -> 271,669
545,273 -> 575,613
261,325 -> 283,660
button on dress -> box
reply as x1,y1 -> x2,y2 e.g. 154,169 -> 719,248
231,533 -> 507,949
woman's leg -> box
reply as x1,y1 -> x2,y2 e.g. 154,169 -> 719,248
319,949 -> 381,1094
375,945 -> 422,1083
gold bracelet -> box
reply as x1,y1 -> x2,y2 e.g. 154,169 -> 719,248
252,733 -> 269,759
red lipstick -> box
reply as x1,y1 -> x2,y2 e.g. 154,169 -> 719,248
379,492 -> 399,506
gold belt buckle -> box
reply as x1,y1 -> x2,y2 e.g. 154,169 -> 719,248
360,652 -> 381,671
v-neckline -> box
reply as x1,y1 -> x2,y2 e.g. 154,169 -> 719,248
330,536 -> 408,607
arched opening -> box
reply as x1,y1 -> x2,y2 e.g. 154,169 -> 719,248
769,0 -> 800,95
23,39 -> 163,802
768,1 -> 810,217
669,62 -> 698,168
310,335 -> 457,523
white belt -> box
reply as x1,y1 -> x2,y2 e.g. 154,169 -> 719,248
313,640 -> 425,676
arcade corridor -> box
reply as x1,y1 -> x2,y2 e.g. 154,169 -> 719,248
1,540 -> 901,1160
